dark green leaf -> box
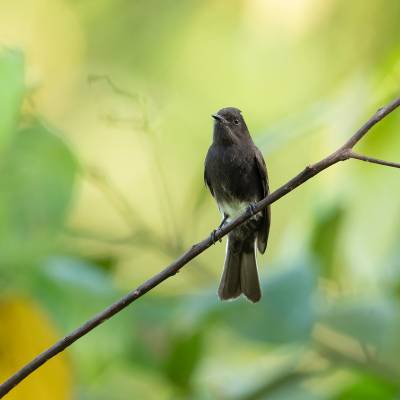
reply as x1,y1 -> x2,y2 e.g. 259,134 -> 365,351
163,329 -> 204,391
310,203 -> 345,279
333,373 -> 398,400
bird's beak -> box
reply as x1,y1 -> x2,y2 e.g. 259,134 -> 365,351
212,113 -> 226,123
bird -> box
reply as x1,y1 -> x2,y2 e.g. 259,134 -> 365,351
204,107 -> 270,302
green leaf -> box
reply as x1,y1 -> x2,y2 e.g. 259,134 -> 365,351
220,263 -> 316,344
0,49 -> 24,151
0,121 -> 77,274
163,329 -> 204,391
334,373 -> 398,400
31,256 -> 137,382
310,203 -> 345,279
31,256 -> 120,339
320,298 -> 399,352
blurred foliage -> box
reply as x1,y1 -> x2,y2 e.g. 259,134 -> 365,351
0,50 -> 24,152
310,203 -> 345,279
1,1 -> 400,399
335,373 -> 398,400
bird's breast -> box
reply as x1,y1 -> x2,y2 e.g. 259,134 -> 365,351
218,200 -> 250,222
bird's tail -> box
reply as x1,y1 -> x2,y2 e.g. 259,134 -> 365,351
218,238 -> 261,303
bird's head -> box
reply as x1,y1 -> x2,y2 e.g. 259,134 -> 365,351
212,107 -> 250,144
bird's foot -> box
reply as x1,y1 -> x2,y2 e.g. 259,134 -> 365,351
210,228 -> 222,244
247,202 -> 258,215
211,214 -> 228,243
218,214 -> 229,230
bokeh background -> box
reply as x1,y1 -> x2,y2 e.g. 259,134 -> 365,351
1,1 -> 400,399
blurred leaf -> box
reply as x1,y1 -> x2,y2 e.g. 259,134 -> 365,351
129,292 -> 217,376
235,368 -> 321,400
33,255 -> 122,332
250,385 -> 321,400
163,328 -> 204,392
0,298 -> 71,400
0,121 -> 77,276
0,49 -> 24,152
310,204 -> 345,279
220,263 -> 316,344
333,373 -> 397,400
179,290 -> 221,327
33,256 -> 116,324
85,254 -> 118,272
32,256 -> 137,384
123,296 -> 183,374
320,298 -> 400,353
78,364 -> 173,400
132,296 -> 183,326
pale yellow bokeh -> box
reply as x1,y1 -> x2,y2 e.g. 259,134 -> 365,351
245,0 -> 334,36
0,0 -> 85,120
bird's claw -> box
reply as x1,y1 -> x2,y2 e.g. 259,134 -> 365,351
211,228 -> 222,244
247,202 -> 257,215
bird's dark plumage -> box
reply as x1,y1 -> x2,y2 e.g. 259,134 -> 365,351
204,107 -> 270,302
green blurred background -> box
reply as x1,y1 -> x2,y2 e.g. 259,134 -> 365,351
1,0 -> 400,399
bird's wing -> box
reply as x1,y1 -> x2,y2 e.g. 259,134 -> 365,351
204,169 -> 214,197
204,151 -> 214,197
254,148 -> 270,254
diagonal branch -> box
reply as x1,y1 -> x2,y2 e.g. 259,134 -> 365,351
1,97 -> 400,398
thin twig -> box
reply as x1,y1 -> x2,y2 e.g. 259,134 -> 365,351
349,151 -> 400,168
138,110 -> 183,252
1,97 -> 400,398
88,74 -> 181,248
87,74 -> 138,100
81,166 -> 176,254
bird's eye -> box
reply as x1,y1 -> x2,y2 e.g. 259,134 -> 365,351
233,119 -> 239,125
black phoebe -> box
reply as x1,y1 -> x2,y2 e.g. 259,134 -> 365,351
204,107 -> 270,302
